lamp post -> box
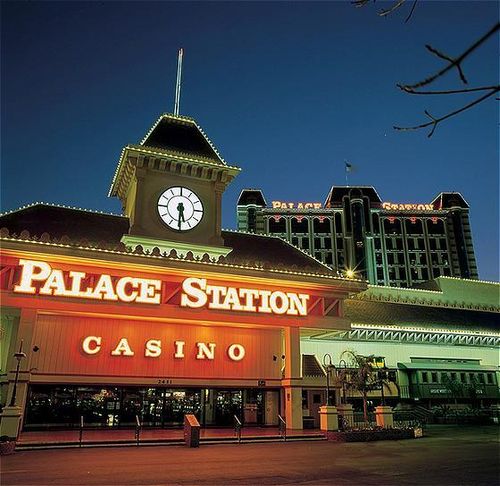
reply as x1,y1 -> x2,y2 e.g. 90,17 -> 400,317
9,340 -> 27,407
338,359 -> 348,405
322,354 -> 335,406
378,366 -> 388,406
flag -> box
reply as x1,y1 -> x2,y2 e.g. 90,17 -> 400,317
345,161 -> 355,173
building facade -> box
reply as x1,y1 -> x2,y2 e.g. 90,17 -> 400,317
237,187 -> 479,287
0,114 -> 366,435
0,114 -> 497,438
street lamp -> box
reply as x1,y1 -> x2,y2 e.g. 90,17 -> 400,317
338,359 -> 348,405
378,366 -> 388,406
322,354 -> 335,406
9,340 -> 27,407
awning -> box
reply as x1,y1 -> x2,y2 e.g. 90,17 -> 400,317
397,362 -> 498,372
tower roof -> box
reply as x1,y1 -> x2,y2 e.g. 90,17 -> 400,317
140,113 -> 225,164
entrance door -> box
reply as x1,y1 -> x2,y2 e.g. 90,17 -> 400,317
264,390 -> 279,425
214,390 -> 242,426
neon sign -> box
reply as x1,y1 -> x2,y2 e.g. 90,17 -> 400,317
272,201 -> 322,209
13,260 -> 311,316
14,259 -> 161,304
181,277 -> 309,316
82,336 -> 246,361
382,202 -> 434,211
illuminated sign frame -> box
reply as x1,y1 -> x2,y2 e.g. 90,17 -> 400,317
12,259 -> 311,317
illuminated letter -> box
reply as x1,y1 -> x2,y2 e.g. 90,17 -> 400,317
174,341 -> 185,358
298,203 -> 304,209
286,293 -> 310,316
88,274 -> 118,301
68,271 -> 86,296
238,288 -> 260,312
116,277 -> 139,303
111,338 -> 134,356
207,285 -> 228,310
82,336 -> 102,355
145,339 -> 161,357
269,291 -> 289,315
136,279 -> 161,304
39,269 -> 67,296
181,278 -> 208,308
221,287 -> 244,311
313,203 -> 322,209
227,344 -> 245,362
14,260 -> 52,294
258,290 -> 272,313
196,342 -> 216,360
272,201 -> 281,209
382,202 -> 390,210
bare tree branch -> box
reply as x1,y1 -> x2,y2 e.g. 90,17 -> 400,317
351,0 -> 373,8
404,0 -> 418,23
402,23 -> 499,90
397,84 -> 500,95
425,44 -> 468,84
394,87 -> 500,137
379,0 -> 406,18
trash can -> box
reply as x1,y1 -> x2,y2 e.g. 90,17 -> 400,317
184,414 -> 200,448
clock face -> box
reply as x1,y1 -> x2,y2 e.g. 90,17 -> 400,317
157,186 -> 204,231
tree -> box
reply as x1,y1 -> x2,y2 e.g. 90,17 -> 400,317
337,350 -> 393,424
352,1 -> 499,137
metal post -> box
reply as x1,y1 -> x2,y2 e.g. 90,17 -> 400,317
9,340 -> 26,407
339,359 -> 348,405
135,415 -> 141,446
323,354 -> 334,406
79,416 -> 84,447
234,415 -> 242,443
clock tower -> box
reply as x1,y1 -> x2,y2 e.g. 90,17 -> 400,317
109,113 -> 240,258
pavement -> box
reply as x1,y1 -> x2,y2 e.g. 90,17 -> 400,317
2,425 -> 499,485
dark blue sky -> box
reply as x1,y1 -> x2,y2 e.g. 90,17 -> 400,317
1,1 -> 498,280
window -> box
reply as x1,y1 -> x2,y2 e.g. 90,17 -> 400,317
269,217 -> 286,233
478,374 -> 485,384
460,373 -> 466,383
324,238 -> 332,249
431,372 -> 438,383
291,217 -> 309,233
375,238 -> 382,250
336,238 -> 344,249
386,239 -> 393,250
325,253 -> 333,265
450,372 -> 457,381
314,237 -> 321,249
487,373 -> 494,384
376,253 -> 383,264
377,267 -> 384,280
421,372 -> 429,383
302,238 -> 309,250
387,253 -> 394,265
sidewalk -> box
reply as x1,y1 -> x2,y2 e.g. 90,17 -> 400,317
19,426 -> 324,447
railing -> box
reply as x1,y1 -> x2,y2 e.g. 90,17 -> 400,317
278,414 -> 286,441
234,415 -> 242,443
135,415 -> 141,445
79,415 -> 84,447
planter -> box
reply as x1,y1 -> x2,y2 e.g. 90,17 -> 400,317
0,441 -> 16,455
327,428 -> 416,442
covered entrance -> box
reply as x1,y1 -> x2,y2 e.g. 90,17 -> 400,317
23,385 -> 280,429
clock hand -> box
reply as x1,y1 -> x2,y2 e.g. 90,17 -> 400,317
177,202 -> 185,229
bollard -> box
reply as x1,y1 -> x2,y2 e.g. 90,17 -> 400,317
184,414 -> 200,448
79,416 -> 84,447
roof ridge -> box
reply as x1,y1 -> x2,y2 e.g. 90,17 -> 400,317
0,202 -> 125,219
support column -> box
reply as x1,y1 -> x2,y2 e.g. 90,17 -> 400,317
282,327 -> 302,430
1,309 -> 37,440
375,405 -> 394,428
337,403 -> 354,428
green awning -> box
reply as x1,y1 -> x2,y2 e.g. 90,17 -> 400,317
397,362 -> 498,372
